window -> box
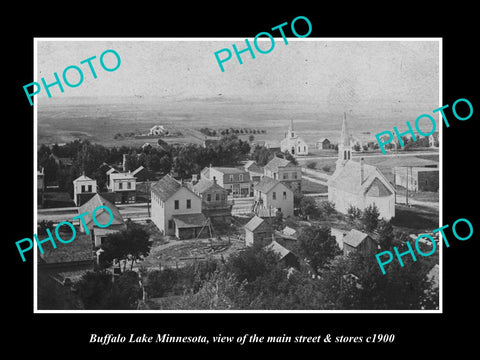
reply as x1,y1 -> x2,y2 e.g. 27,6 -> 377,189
81,185 -> 85,192
207,194 -> 211,202
304,146 -> 306,152
174,200 -> 179,209
87,185 -> 92,192
221,193 -> 225,200
283,173 -> 288,180
186,199 -> 191,209
119,182 -> 123,190
274,173 -> 277,180
127,182 -> 131,189
239,174 -> 243,181
283,191 -> 287,200
229,174 -> 234,182
168,220 -> 174,229
215,193 -> 220,201
293,172 -> 297,179
272,191 -> 276,200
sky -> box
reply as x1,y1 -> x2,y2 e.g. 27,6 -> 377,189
36,39 -> 440,113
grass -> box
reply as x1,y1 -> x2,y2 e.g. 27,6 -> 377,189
391,204 -> 439,234
301,179 -> 328,193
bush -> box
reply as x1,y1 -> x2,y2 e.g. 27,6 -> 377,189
319,201 -> 336,216
361,204 -> 380,232
321,164 -> 331,172
306,162 -> 317,169
347,205 -> 362,220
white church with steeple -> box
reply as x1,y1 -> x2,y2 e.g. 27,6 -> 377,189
280,120 -> 309,156
328,114 -> 396,220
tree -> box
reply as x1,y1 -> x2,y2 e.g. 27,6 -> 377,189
319,201 -> 336,217
225,243 -> 279,284
299,196 -> 319,219
166,270 -> 247,310
248,134 -> 255,142
283,151 -> 298,165
76,271 -> 113,309
146,268 -> 178,298
377,219 -> 394,250
296,225 -> 341,274
361,204 -> 380,232
76,270 -> 141,309
100,221 -> 151,271
347,205 -> 362,221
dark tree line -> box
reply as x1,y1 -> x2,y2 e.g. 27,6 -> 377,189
38,134 -> 252,194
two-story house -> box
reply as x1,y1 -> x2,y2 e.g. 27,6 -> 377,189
151,175 -> 207,239
201,166 -> 252,198
264,156 -> 302,193
73,174 -> 97,206
188,178 -> 232,224
107,171 -> 136,204
253,177 -> 294,217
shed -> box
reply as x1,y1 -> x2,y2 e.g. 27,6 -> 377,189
244,215 -> 273,247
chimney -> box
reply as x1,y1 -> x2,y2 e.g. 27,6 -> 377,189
360,157 -> 364,184
122,154 -> 127,172
213,176 -> 217,185
192,174 -> 198,183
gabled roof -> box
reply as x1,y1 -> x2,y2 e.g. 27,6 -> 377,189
265,240 -> 291,260
78,194 -> 124,228
73,174 -> 94,182
210,167 -> 247,175
342,229 -> 371,248
245,215 -> 267,232
109,172 -> 136,180
40,233 -> 93,264
172,213 -> 207,228
254,177 -> 281,193
190,178 -> 225,194
244,161 -> 264,174
131,166 -> 145,176
106,167 -> 118,175
318,137 -> 330,143
264,157 -> 295,172
328,160 -> 395,196
282,226 -> 297,237
151,174 -> 182,201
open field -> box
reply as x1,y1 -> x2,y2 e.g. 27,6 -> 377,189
37,98 -> 419,149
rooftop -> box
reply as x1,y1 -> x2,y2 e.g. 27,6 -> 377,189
328,160 -> 394,196
189,178 -> 225,194
109,172 -> 136,180
172,213 -> 207,228
342,229 -> 371,248
151,174 -> 183,201
264,156 -> 295,172
39,233 -> 93,264
254,176 -> 283,194
73,174 -> 94,182
244,215 -> 267,232
78,194 -> 124,228
265,240 -> 291,260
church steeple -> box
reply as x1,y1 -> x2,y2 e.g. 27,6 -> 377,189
288,119 -> 295,138
336,112 -> 352,167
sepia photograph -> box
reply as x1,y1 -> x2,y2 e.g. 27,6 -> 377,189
34,38 -> 441,312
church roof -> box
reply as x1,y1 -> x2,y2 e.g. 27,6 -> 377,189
328,160 -> 395,196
